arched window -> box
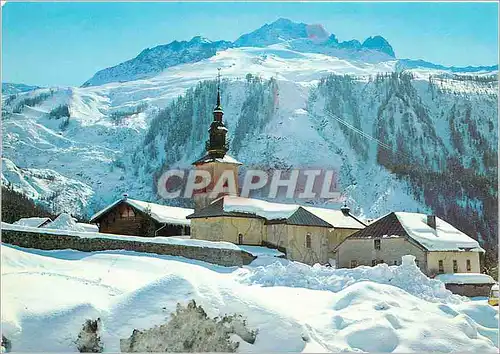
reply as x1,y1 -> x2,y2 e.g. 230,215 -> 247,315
238,233 -> 243,245
305,233 -> 312,249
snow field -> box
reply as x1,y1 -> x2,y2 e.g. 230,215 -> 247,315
1,245 -> 498,352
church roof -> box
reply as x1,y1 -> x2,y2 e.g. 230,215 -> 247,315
192,153 -> 242,166
187,196 -> 365,229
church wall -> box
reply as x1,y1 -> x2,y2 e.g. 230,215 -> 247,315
190,217 -> 225,242
285,225 -> 330,265
193,162 -> 240,211
190,216 -> 265,245
222,216 -> 266,245
265,223 -> 288,249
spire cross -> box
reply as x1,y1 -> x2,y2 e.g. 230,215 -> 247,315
217,68 -> 221,91
216,68 -> 222,108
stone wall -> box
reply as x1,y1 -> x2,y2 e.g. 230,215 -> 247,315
444,283 -> 494,298
1,229 -> 256,267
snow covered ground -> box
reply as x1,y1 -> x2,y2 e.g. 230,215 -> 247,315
2,245 -> 498,352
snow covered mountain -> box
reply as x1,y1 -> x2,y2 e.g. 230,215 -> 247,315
397,59 -> 499,73
2,20 -> 498,253
82,36 -> 232,87
2,82 -> 41,95
234,18 -> 395,57
82,18 -> 396,87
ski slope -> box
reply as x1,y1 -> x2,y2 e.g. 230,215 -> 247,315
1,245 -> 498,352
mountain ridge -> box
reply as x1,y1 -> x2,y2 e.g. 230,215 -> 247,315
82,18 -> 397,87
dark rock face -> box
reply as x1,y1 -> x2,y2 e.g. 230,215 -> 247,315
362,36 -> 395,57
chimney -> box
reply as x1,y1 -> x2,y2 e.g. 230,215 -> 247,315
427,215 -> 436,229
340,202 -> 350,215
122,193 -> 129,200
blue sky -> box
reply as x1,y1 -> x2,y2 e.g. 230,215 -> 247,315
2,2 -> 498,87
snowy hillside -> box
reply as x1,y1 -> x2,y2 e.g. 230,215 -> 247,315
2,244 -> 498,352
1,21 -> 498,250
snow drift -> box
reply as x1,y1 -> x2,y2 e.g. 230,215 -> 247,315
1,245 -> 498,352
236,255 -> 464,304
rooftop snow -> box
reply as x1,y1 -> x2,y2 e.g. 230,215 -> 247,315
223,196 -> 299,220
304,206 -> 365,229
127,199 -> 193,226
13,217 -> 51,228
90,198 -> 193,226
436,273 -> 496,285
221,196 -> 365,229
192,153 -> 242,165
395,212 -> 483,252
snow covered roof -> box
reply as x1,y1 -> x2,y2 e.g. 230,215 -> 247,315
395,212 -> 482,252
90,198 -> 193,226
188,195 -> 365,229
303,206 -> 366,229
43,213 -> 89,232
345,212 -> 483,252
192,153 -> 242,165
435,273 -> 495,285
13,217 -> 52,228
76,223 -> 99,233
224,196 -> 298,220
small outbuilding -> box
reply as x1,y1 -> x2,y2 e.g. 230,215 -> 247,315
13,217 -> 52,228
90,196 -> 193,237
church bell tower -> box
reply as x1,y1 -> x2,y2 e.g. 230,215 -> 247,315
192,69 -> 242,211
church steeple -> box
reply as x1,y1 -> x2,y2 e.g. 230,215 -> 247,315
191,69 -> 243,212
205,68 -> 228,158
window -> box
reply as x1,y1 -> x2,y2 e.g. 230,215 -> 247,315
393,260 -> 398,266
120,206 -> 135,219
305,233 -> 312,249
453,260 -> 458,273
350,260 -> 358,268
438,260 -> 444,273
466,259 -> 471,272
374,239 -> 381,250
238,233 -> 243,245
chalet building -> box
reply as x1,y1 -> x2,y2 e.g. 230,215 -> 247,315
186,77 -> 365,265
334,212 -> 484,276
90,196 -> 193,237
